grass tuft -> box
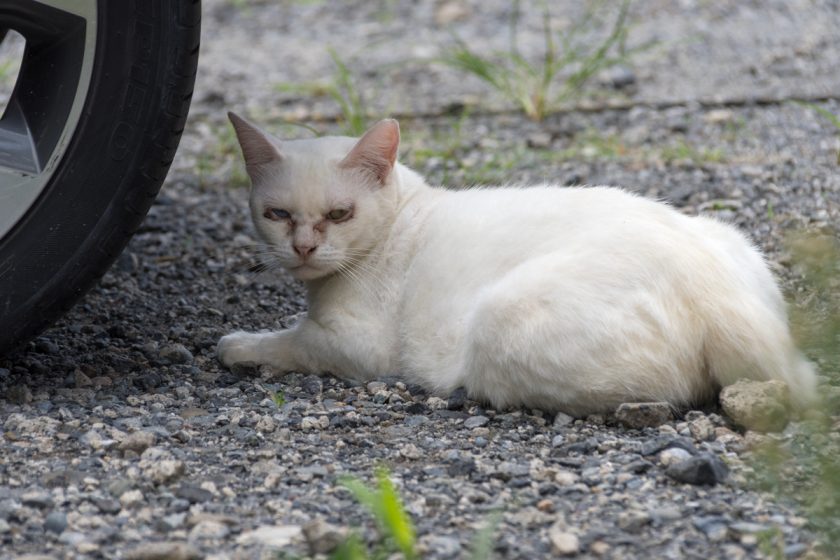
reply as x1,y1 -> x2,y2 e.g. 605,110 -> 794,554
438,0 -> 652,121
749,233 -> 840,557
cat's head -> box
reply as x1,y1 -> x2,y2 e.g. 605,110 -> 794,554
229,114 -> 402,281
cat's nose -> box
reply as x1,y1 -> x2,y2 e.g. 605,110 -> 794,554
294,244 -> 317,259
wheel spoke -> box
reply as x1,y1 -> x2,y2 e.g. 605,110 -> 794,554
0,0 -> 97,238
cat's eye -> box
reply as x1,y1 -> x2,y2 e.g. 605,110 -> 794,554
264,208 -> 291,221
326,208 -> 351,222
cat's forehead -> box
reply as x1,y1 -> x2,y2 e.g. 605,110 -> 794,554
281,135 -> 358,160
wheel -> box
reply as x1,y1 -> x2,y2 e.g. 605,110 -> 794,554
0,0 -> 201,355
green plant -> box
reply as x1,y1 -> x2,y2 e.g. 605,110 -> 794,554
438,0 -> 651,121
750,233 -> 840,556
796,101 -> 840,164
276,49 -> 371,136
272,390 -> 286,407
339,468 -> 417,560
333,468 -> 501,559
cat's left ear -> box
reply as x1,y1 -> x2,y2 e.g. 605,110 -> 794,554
339,119 -> 400,186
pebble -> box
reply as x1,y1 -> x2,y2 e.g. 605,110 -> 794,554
119,490 -> 145,509
21,490 -> 53,509
549,525 -> 580,556
139,448 -> 186,485
688,415 -> 716,441
303,518 -> 347,555
659,447 -> 693,466
125,541 -> 201,560
463,415 -> 489,429
160,343 -> 194,365
665,453 -> 729,486
301,416 -> 329,430
553,412 -> 574,428
44,510 -> 68,534
237,525 -> 303,547
119,431 -> 157,454
616,402 -> 673,429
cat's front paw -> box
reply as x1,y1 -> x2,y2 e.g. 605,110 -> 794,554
217,331 -> 267,368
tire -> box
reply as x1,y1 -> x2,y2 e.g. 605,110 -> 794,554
0,1 -> 201,355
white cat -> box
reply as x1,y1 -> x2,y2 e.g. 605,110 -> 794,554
218,114 -> 816,415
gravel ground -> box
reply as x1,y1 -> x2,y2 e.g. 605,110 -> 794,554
2,1 -> 840,559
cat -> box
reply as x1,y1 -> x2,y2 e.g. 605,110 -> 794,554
218,114 -> 816,416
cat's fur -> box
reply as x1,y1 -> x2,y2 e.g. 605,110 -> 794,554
218,114 -> 816,415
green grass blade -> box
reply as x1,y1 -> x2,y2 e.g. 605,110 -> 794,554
468,510 -> 503,560
375,469 -> 416,559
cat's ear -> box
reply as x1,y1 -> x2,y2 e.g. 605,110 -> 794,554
228,112 -> 282,173
339,119 -> 400,186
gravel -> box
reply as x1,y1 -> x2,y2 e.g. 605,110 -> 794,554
2,1 -> 839,558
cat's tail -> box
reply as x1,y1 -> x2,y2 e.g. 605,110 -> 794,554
703,294 -> 818,407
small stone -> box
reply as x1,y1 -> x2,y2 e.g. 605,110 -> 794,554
175,484 -> 214,504
553,412 -> 574,428
95,498 -> 121,514
720,380 -> 790,432
536,498 -> 554,513
618,511 -> 651,533
405,415 -> 429,427
125,541 -> 201,560
21,490 -> 53,509
590,541 -> 610,556
704,109 -> 734,124
463,415 -> 489,429
6,384 -> 33,404
601,65 -> 636,89
303,518 -> 347,555
256,416 -> 276,433
74,369 -> 92,388
426,535 -> 461,557
549,526 -> 580,556
693,516 -> 729,541
688,415 -> 716,441
666,453 -> 728,486
527,132 -> 552,149
366,381 -> 387,393
301,416 -> 329,430
435,0 -> 470,25
119,431 -> 156,454
119,489 -> 144,509
426,396 -> 448,410
399,443 -> 422,459
44,511 -> 68,534
160,343 -> 194,365
659,447 -> 693,466
237,525 -> 303,547
447,387 -> 468,410
189,520 -> 229,540
140,448 -> 185,485
615,402 -> 673,429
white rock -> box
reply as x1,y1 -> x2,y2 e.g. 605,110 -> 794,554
720,380 -> 790,432
119,489 -> 144,509
237,525 -> 303,548
658,447 -> 693,466
549,525 -> 580,556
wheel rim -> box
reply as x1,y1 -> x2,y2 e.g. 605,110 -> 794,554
0,0 -> 97,239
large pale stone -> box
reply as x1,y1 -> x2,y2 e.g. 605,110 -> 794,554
720,380 -> 790,432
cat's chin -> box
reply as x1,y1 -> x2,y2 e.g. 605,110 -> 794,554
287,263 -> 332,281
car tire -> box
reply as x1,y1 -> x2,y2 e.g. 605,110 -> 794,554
0,0 -> 201,355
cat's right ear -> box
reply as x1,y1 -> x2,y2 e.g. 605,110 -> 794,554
228,112 -> 282,179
